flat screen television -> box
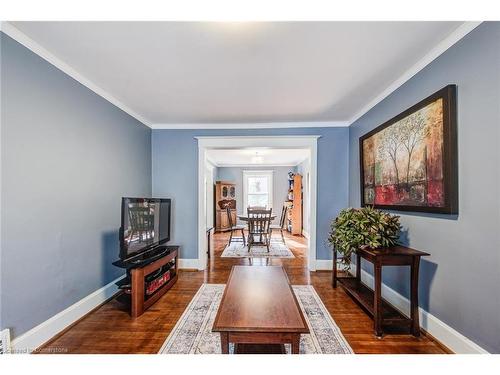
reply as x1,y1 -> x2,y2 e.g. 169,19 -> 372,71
119,197 -> 171,261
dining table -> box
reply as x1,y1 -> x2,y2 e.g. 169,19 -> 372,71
237,214 -> 277,221
237,213 -> 277,245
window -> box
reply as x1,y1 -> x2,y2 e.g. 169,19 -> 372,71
243,170 -> 273,209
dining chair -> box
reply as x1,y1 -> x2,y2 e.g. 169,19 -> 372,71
270,205 -> 288,244
247,208 -> 272,252
226,207 -> 246,247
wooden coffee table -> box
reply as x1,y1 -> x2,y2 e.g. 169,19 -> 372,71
212,266 -> 309,354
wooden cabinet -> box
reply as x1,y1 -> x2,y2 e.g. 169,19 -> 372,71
286,174 -> 302,235
216,209 -> 236,232
215,181 -> 237,232
220,211 -> 229,228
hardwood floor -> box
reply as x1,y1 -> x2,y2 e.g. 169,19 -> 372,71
38,231 -> 448,354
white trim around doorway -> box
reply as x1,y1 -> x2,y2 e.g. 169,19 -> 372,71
196,136 -> 320,271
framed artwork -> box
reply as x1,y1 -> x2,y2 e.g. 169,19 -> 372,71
360,85 -> 458,214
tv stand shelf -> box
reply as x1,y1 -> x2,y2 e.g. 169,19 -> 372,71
114,245 -> 179,318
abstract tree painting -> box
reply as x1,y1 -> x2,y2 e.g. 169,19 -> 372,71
360,85 -> 458,214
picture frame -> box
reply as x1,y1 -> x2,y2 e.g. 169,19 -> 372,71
359,85 -> 458,214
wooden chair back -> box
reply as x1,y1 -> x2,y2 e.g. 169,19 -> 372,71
279,205 -> 288,229
247,208 -> 272,235
226,206 -> 234,228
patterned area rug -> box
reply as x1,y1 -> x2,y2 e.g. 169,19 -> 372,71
158,284 -> 353,354
221,239 -> 295,258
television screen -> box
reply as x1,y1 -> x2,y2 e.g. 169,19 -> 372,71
120,197 -> 171,260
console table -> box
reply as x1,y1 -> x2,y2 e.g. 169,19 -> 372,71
333,245 -> 429,337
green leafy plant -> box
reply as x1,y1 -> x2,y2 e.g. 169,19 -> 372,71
328,206 -> 401,269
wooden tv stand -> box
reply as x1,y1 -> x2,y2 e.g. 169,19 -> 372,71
114,246 -> 179,318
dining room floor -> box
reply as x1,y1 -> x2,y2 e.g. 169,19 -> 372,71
37,230 -> 449,354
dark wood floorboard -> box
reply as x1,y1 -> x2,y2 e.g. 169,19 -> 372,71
39,231 -> 447,354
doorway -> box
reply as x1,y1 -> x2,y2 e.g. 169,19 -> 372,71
197,136 -> 319,271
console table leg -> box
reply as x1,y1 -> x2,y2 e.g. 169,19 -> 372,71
410,257 -> 421,337
373,263 -> 383,337
220,332 -> 229,354
291,334 -> 300,354
332,249 -> 337,288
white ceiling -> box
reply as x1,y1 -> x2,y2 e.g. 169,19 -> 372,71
5,21 -> 476,128
207,148 -> 309,166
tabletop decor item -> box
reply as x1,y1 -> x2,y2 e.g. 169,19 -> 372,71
328,206 -> 401,269
360,85 -> 458,214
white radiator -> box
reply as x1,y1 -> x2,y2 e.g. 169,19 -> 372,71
1,329 -> 11,354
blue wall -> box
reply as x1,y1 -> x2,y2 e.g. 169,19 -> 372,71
0,33 -> 152,338
348,22 -> 500,353
152,127 -> 349,260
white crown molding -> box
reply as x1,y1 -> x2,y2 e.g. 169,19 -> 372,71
195,135 -> 321,141
152,121 -> 349,129
215,163 -> 298,167
1,21 -> 482,130
348,21 -> 482,125
0,22 -> 152,128
143,22 -> 484,130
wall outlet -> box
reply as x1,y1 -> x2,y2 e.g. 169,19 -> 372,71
1,328 -> 11,354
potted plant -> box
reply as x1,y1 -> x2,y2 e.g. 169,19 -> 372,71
328,206 -> 401,271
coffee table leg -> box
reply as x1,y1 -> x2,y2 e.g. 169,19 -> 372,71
220,332 -> 229,354
291,334 -> 300,354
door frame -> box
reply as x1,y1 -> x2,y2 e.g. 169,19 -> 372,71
205,161 -> 215,229
196,135 -> 320,271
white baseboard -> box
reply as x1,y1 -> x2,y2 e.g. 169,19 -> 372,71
315,259 -> 333,270
9,258 -> 200,353
7,258 -> 489,354
314,259 -> 488,353
10,275 -> 124,354
178,258 -> 200,269
1,329 -> 11,354
353,265 -> 488,354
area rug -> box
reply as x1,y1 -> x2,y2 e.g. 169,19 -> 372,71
158,284 -> 353,354
221,239 -> 295,258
